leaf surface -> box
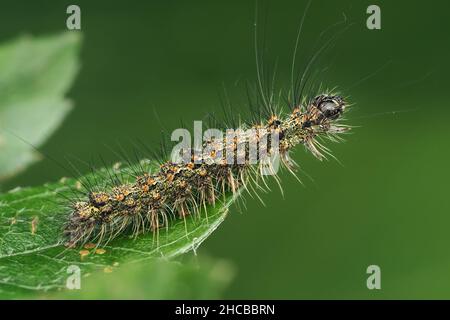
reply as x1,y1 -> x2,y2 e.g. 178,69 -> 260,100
0,166 -> 235,298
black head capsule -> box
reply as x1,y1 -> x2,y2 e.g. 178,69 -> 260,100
313,95 -> 346,120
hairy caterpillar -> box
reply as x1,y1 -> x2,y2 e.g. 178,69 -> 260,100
63,2 -> 352,247
64,93 -> 349,247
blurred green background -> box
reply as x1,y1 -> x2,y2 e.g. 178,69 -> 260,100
1,0 -> 449,298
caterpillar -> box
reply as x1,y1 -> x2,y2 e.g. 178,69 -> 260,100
63,2 -> 352,247
64,93 -> 349,247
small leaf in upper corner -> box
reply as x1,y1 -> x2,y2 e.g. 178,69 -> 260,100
0,32 -> 82,182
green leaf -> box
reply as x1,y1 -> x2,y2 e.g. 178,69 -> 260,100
0,32 -> 81,182
0,165 -> 236,298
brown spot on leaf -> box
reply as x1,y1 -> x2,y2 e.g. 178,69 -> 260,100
31,216 -> 39,235
95,248 -> 106,255
103,267 -> 113,273
79,250 -> 90,259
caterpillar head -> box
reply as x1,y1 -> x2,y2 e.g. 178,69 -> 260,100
313,94 -> 345,121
